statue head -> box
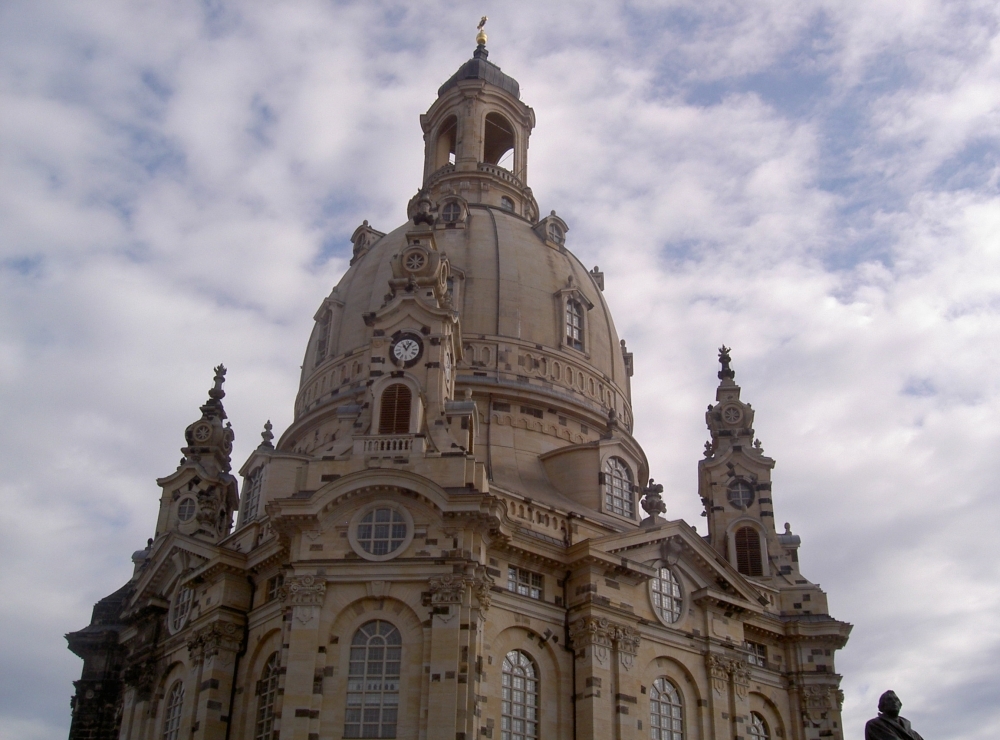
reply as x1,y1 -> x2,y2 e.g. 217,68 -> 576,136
877,690 -> 902,718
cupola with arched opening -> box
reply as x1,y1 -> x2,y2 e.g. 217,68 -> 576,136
418,43 -> 538,221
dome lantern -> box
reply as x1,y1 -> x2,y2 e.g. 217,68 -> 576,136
419,40 -> 538,221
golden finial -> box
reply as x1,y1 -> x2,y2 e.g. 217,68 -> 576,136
476,16 -> 488,46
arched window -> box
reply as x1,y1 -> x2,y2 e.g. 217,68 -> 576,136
435,115 -> 458,169
378,384 -> 412,434
565,300 -> 583,351
749,713 -> 770,740
651,567 -> 682,623
162,680 -> 184,740
547,222 -> 564,245
500,196 -> 515,212
345,621 -> 401,739
501,650 -> 538,740
603,457 -> 634,518
735,527 -> 764,576
240,466 -> 264,526
254,652 -> 280,740
650,677 -> 683,740
484,112 -> 515,168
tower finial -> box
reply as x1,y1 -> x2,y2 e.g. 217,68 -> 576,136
476,16 -> 488,46
199,363 -> 229,419
259,420 -> 275,450
717,345 -> 735,381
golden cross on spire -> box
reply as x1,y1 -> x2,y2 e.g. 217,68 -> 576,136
476,16 -> 488,46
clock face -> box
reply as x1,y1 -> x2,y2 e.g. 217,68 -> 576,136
391,335 -> 423,366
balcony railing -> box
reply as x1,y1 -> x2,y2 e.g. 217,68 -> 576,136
477,162 -> 524,188
355,434 -> 425,456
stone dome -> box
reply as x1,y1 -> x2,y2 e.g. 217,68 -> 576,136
280,45 -> 646,523
298,207 -> 631,423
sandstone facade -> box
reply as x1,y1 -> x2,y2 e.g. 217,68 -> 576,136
67,39 -> 850,740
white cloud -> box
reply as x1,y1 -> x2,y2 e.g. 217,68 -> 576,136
2,1 -> 999,738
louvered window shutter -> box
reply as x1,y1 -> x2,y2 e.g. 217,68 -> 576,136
735,527 -> 763,576
378,384 -> 412,434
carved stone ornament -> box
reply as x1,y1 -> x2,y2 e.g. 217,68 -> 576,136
122,660 -> 158,699
707,653 -> 730,697
802,685 -> 836,721
187,621 -> 242,663
732,659 -> 751,700
283,575 -> 327,607
471,568 -> 495,611
428,573 -> 468,605
569,617 -> 615,666
609,623 -> 641,670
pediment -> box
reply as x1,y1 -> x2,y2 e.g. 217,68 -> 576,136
129,534 -> 217,606
594,520 -> 767,611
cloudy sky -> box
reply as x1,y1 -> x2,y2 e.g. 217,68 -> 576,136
2,1 -> 999,738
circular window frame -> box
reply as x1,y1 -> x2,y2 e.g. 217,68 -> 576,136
648,563 -> 685,627
727,480 -> 755,510
177,496 -> 196,522
441,201 -> 463,224
347,502 -> 415,562
168,585 -> 193,634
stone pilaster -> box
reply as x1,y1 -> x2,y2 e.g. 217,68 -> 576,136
609,623 -> 641,740
569,617 -> 615,740
425,572 -> 475,740
280,574 -> 327,740
187,620 -> 243,739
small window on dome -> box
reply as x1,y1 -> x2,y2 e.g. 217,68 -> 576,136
441,202 -> 462,223
565,300 -> 583,351
500,196 -> 514,212
548,222 -> 565,245
604,457 -> 634,517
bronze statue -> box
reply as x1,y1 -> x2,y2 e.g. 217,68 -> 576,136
865,691 -> 924,740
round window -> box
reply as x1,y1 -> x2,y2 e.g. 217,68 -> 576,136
177,497 -> 196,522
547,222 -> 564,244
722,405 -> 743,424
441,202 -> 462,223
169,586 -> 193,633
650,566 -> 683,624
727,480 -> 755,509
348,503 -> 415,562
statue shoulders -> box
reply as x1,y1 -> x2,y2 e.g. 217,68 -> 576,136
865,715 -> 923,740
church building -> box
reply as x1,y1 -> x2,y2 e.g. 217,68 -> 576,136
67,31 -> 851,740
